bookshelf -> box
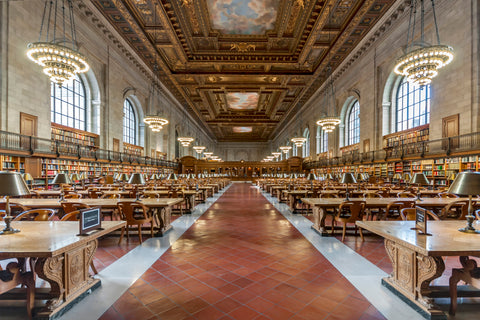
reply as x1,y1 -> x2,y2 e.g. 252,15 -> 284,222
123,142 -> 144,156
51,123 -> 99,147
383,124 -> 429,157
0,156 -> 25,173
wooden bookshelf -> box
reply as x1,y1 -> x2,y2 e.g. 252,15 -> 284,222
51,123 -> 99,147
383,124 -> 429,157
123,142 -> 144,156
0,156 -> 25,173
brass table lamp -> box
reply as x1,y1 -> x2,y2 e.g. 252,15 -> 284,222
341,172 -> 357,201
129,173 -> 146,201
448,172 -> 480,233
306,173 -> 316,189
410,173 -> 429,201
0,171 -> 31,235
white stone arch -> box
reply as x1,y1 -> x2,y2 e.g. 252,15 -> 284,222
78,69 -> 101,135
339,92 -> 360,147
382,71 -> 403,136
123,93 -> 145,147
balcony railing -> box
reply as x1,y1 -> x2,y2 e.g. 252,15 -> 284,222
304,131 -> 480,169
0,130 -> 178,169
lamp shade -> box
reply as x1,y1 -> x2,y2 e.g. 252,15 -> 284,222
150,174 -> 159,180
128,173 -> 146,185
448,173 -> 456,180
403,173 -> 412,181
307,173 -> 316,181
52,173 -> 70,185
410,173 -> 429,185
22,173 -> 34,182
167,173 -> 178,180
340,172 -> 357,184
117,173 -> 129,182
393,173 -> 402,180
70,173 -> 80,182
326,173 -> 334,180
0,171 -> 30,196
448,172 -> 480,196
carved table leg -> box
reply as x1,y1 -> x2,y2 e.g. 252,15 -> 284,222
383,239 -> 446,317
311,206 -> 329,236
155,206 -> 173,236
35,255 -> 66,311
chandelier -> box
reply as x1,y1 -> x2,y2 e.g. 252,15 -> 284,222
27,0 -> 89,86
204,152 -> 213,158
279,146 -> 292,154
193,146 -> 206,154
393,0 -> 453,86
272,152 -> 281,158
144,115 -> 169,132
291,137 -> 307,147
178,137 -> 194,147
316,117 -> 341,133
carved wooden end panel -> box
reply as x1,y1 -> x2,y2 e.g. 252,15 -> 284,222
66,239 -> 98,298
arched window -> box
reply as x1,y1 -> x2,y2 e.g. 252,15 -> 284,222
396,78 -> 430,131
51,76 -> 86,130
347,101 -> 360,145
123,99 -> 137,145
303,128 -> 310,158
321,130 -> 328,153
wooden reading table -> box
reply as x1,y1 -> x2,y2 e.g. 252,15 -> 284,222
0,220 -> 125,319
356,220 -> 480,319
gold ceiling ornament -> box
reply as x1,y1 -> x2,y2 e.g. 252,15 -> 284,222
193,146 -> 206,154
27,0 -> 89,87
290,137 -> 307,147
230,43 -> 256,53
393,0 -> 453,86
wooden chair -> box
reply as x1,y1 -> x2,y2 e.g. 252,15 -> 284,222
440,200 -> 473,220
449,256 -> 480,315
117,201 -> 154,244
140,193 -> 160,199
13,209 -> 56,221
400,207 -> 440,221
376,189 -> 391,198
437,192 -> 459,198
61,202 -> 90,217
169,190 -> 185,215
0,203 -> 29,216
0,262 -> 35,319
397,191 -> 416,198
384,200 -> 415,220
332,200 -> 366,241
363,192 -> 383,220
64,193 -> 82,199
88,190 -> 103,199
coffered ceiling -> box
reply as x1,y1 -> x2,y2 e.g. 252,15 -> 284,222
92,0 -> 397,142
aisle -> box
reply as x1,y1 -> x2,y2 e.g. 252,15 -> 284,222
100,183 -> 384,320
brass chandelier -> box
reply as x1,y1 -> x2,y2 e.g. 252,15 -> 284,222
144,115 -> 168,132
27,0 -> 89,86
393,0 -> 453,86
291,137 -> 307,147
178,137 -> 194,147
316,67 -> 340,133
193,146 -> 206,154
279,146 -> 292,154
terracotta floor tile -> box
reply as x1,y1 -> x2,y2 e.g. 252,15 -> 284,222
228,305 -> 260,320
193,305 -> 226,320
214,297 -> 242,313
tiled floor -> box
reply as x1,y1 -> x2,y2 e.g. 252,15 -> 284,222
99,183 -> 385,320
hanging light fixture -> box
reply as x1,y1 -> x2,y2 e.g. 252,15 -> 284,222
193,146 -> 206,154
204,152 -> 213,158
143,4 -> 168,131
279,146 -> 292,154
272,152 -> 281,159
291,137 -> 307,147
316,6 -> 341,133
27,0 -> 89,86
393,0 -> 453,86
178,137 -> 194,147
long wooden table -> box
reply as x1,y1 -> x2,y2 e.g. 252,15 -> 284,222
2,198 -> 183,236
356,220 -> 480,319
0,220 -> 125,319
302,197 -> 469,236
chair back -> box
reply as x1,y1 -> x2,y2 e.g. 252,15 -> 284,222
385,200 -> 415,220
319,192 -> 338,198
13,209 -> 56,221
88,190 -> 103,199
101,193 -> 121,199
61,202 -> 90,214
397,192 -> 416,198
364,192 -> 382,198
338,200 -> 366,221
117,201 -> 149,223
60,210 -> 81,221
64,193 -> 82,199
400,206 -> 440,221
437,192 -> 459,198
441,200 -> 473,220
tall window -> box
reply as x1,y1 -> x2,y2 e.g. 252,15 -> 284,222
51,76 -> 86,130
347,101 -> 360,145
123,99 -> 136,145
396,78 -> 430,131
321,130 -> 328,153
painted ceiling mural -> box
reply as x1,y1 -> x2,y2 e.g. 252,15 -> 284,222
226,93 -> 259,111
92,0 -> 400,142
233,127 -> 253,133
207,0 -> 280,35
